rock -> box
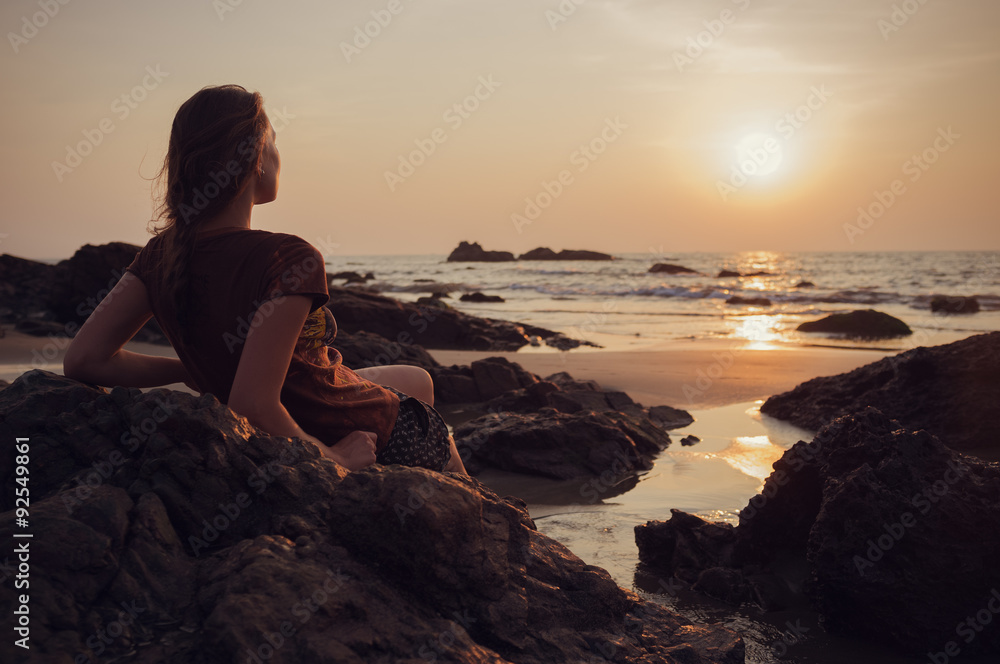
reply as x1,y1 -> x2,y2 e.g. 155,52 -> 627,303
454,409 -> 670,481
796,309 -> 912,339
647,405 -> 695,429
327,270 -> 370,284
415,295 -> 452,309
761,332 -> 1000,456
794,281 -> 815,288
635,407 -> 1000,657
446,241 -> 515,262
0,253 -> 55,322
717,270 -> 773,278
430,358 -> 541,405
470,356 -> 537,400
680,435 -> 700,446
930,294 -> 980,314
48,242 -> 143,325
448,361 -> 693,480
0,370 -> 744,664
14,318 -> 72,337
519,247 -> 614,261
460,292 -> 505,303
327,286 -> 586,351
1,243 -> 165,343
725,296 -> 772,307
334,329 -> 440,370
649,263 -> 697,275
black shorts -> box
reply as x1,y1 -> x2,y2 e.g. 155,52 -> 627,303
376,388 -> 451,471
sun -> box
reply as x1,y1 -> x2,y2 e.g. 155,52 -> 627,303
734,132 -> 784,179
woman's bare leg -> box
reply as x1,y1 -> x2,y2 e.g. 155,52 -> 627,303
355,365 -> 434,405
356,364 -> 466,473
444,436 -> 468,475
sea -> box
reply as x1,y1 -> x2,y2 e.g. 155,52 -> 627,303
327,250 -> 1000,352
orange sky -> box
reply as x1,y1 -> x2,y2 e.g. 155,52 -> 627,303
1,0 -> 998,259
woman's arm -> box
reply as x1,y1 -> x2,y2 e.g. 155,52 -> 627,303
63,272 -> 193,388
228,294 -> 376,471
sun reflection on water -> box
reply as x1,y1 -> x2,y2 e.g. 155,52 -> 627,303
713,434 -> 786,482
730,314 -> 784,349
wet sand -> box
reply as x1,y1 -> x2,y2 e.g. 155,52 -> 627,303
431,341 -> 890,410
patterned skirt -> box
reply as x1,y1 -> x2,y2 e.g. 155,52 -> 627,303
376,387 -> 452,471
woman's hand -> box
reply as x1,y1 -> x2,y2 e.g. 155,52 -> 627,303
320,430 -> 377,471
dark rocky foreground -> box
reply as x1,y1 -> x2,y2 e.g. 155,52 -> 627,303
634,408 -> 1000,658
761,332 -> 1000,457
0,370 -> 743,664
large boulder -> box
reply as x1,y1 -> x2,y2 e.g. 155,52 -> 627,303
450,360 -> 691,480
0,243 -> 163,344
446,241 -> 515,262
634,408 -> 1000,657
0,253 -> 55,322
48,242 -> 143,325
796,309 -> 911,339
0,370 -> 743,664
760,332 -> 1000,456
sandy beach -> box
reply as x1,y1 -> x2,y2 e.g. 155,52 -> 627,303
431,342 -> 890,411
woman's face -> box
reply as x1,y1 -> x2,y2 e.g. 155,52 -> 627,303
254,121 -> 280,204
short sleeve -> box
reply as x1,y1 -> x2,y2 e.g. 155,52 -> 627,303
260,235 -> 329,312
124,235 -> 163,287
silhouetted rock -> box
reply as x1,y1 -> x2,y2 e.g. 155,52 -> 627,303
930,294 -> 980,314
519,247 -> 614,261
635,408 -> 1000,657
49,242 -> 143,325
761,332 -> 1000,456
460,292 -> 505,303
649,263 -> 697,275
794,280 -> 815,288
334,329 -> 439,370
447,360 -> 692,480
717,270 -> 773,278
327,286 -> 587,351
328,270 -> 372,284
446,241 -> 515,262
0,370 -> 744,664
1,243 -> 163,343
14,319 -> 71,337
796,309 -> 911,339
0,253 -> 54,322
725,296 -> 772,307
454,409 -> 671,481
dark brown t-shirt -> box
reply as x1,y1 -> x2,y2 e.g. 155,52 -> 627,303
126,227 -> 400,447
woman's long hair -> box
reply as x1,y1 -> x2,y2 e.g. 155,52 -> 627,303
151,85 -> 269,343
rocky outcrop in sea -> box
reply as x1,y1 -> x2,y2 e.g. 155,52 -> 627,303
795,308 -> 912,339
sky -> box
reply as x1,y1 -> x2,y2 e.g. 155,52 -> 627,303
1,0 -> 998,260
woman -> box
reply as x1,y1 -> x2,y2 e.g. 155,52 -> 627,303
63,84 -> 466,474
